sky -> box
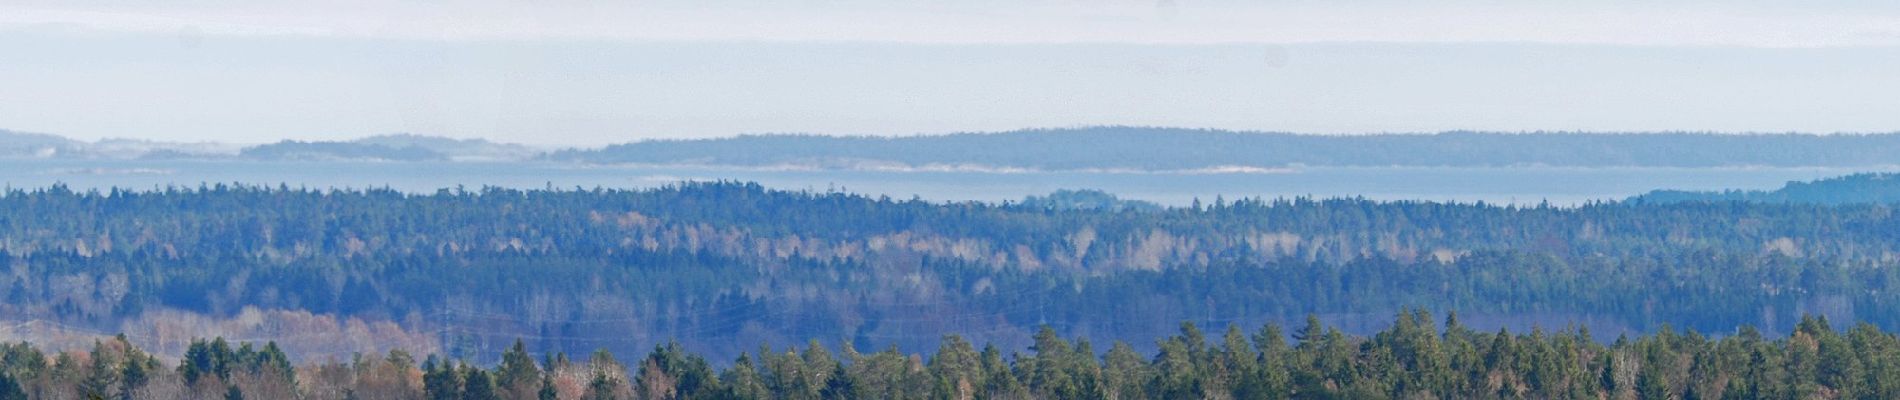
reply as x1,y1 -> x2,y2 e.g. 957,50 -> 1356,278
3,1 -> 1900,146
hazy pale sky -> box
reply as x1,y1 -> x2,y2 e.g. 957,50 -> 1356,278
4,1 -> 1900,145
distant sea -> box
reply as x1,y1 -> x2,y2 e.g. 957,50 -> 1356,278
4,159 -> 1893,206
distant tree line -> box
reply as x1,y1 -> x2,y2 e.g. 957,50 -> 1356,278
1,312 -> 1897,399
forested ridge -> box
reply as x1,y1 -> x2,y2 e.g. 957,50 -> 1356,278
1,182 -> 1898,365
1634,173 -> 1900,205
0,312 -> 1895,399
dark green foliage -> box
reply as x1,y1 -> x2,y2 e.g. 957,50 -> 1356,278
180,338 -> 234,385
538,373 -> 558,400
719,354 -> 768,400
497,340 -> 541,399
79,341 -> 119,399
584,370 -> 621,400
461,366 -> 499,400
927,335 -> 981,399
422,357 -> 462,400
817,364 -> 851,399
634,341 -> 718,399
0,372 -> 22,400
15,315 -> 1900,399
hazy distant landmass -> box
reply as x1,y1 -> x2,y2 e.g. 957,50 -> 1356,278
0,128 -> 240,159
350,133 -> 540,161
0,129 -> 86,158
10,126 -> 1900,208
547,127 -> 1900,170
0,130 -> 539,162
240,140 -> 450,162
238,136 -> 541,162
10,127 -> 1900,170
1633,173 -> 1900,205
241,135 -> 540,162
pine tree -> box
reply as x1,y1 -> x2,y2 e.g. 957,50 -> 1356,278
720,354 -> 769,400
979,345 -> 1023,399
1295,315 -> 1324,351
818,364 -> 852,399
497,339 -> 542,399
422,357 -> 463,400
80,340 -> 119,400
1217,324 -> 1258,399
463,366 -> 501,400
1102,342 -> 1150,400
1252,323 -> 1292,400
1025,326 -> 1081,399
928,335 -> 982,400
257,342 -> 294,386
1151,337 -> 1199,399
538,373 -> 559,400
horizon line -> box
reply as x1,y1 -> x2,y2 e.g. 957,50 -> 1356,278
13,126 -> 1900,149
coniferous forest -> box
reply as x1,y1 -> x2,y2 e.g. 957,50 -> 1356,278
1,312 -> 1898,399
1,181 -> 1900,398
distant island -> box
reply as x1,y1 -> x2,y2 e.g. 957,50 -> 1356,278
236,135 -> 538,162
1632,173 -> 1900,205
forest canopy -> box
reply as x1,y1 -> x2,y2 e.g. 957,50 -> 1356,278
0,181 -> 1894,366
0,312 -> 1889,399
